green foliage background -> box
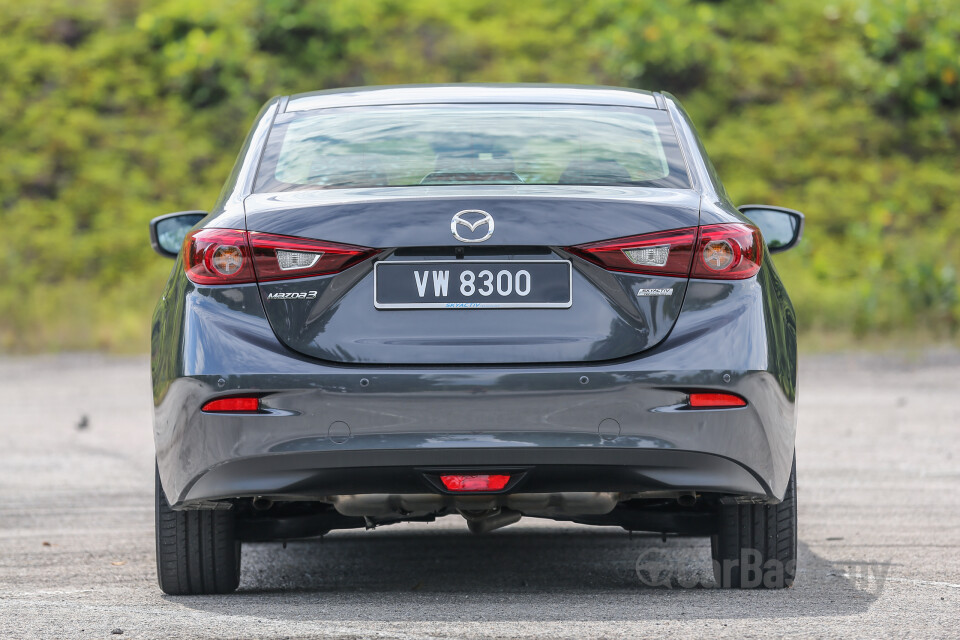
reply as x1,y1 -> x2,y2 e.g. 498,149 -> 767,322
1,0 -> 958,351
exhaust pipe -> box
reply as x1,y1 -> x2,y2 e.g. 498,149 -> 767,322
460,508 -> 522,534
676,492 -> 697,507
251,496 -> 274,511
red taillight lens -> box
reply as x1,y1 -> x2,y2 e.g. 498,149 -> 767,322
202,397 -> 260,412
691,223 -> 762,280
565,227 -> 697,276
248,232 -> 380,282
440,474 -> 511,492
688,392 -> 747,408
183,229 -> 378,285
566,223 -> 763,280
184,229 -> 257,285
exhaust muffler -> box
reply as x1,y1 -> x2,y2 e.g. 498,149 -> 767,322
460,508 -> 522,534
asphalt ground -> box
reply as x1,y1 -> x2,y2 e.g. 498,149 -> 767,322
1,352 -> 958,638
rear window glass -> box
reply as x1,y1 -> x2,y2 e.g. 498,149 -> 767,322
254,103 -> 690,192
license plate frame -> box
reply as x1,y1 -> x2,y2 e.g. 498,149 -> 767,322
373,260 -> 573,310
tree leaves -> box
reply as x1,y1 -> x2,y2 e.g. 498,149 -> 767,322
0,0 -> 957,350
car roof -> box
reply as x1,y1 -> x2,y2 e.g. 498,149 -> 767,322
284,84 -> 662,113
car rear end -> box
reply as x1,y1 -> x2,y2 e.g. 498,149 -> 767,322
151,86 -> 798,593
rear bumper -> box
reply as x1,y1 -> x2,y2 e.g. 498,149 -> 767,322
181,444 -> 770,506
153,273 -> 798,508
156,364 -> 793,507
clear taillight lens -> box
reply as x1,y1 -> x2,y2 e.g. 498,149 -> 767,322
566,223 -> 762,280
183,229 -> 379,285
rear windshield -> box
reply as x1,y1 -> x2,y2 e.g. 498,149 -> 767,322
254,104 -> 691,192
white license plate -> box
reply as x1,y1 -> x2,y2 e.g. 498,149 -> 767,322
374,260 -> 573,309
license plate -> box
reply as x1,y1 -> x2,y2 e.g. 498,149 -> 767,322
374,260 -> 572,309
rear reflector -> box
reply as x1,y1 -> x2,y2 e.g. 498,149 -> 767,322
440,474 -> 511,492
202,397 -> 260,413
688,392 -> 747,408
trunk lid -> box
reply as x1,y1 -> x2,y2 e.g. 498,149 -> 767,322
246,186 -> 700,365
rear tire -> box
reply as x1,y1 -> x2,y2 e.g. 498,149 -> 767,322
711,457 -> 797,589
155,465 -> 241,595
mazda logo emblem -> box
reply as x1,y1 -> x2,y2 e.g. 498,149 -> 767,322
451,209 -> 495,243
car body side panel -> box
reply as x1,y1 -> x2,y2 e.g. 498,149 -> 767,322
203,97 -> 281,230
661,91 -> 722,202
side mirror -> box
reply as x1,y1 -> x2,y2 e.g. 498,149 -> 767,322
149,211 -> 207,258
738,205 -> 805,254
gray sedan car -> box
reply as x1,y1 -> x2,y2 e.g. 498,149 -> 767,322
149,84 -> 804,594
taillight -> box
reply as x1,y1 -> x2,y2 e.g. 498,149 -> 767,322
565,223 -> 762,280
248,232 -> 379,282
183,229 -> 379,285
184,229 -> 257,285
565,227 -> 697,277
691,224 -> 762,280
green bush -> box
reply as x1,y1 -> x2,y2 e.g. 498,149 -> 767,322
0,0 -> 957,351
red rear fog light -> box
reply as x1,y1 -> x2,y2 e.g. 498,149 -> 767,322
202,397 -> 260,413
688,392 -> 747,408
440,474 -> 511,492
